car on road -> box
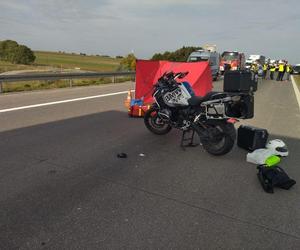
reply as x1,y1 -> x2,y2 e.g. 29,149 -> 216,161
292,64 -> 300,75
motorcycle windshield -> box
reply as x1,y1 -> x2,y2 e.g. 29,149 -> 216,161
182,82 -> 195,96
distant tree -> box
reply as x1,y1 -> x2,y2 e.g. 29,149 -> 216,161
119,53 -> 136,71
13,45 -> 36,64
116,56 -> 124,59
0,40 -> 35,64
151,46 -> 202,62
0,40 -> 19,62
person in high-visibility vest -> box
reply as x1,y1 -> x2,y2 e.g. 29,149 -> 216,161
263,63 -> 268,79
251,62 -> 258,74
286,63 -> 292,81
270,64 -> 276,80
277,62 -> 285,81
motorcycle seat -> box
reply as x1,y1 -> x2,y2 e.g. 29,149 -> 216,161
188,91 -> 227,106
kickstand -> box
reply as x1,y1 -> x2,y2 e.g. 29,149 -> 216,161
180,129 -> 198,150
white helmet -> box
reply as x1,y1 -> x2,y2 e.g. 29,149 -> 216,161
266,139 -> 288,157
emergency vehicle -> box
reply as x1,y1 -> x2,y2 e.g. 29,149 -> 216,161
219,51 -> 245,74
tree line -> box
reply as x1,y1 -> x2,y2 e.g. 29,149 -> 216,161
0,40 -> 35,65
120,46 -> 202,71
151,46 -> 202,62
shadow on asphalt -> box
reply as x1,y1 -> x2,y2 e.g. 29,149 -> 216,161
0,110 -> 299,249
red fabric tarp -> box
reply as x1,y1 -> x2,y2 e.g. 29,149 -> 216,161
135,59 -> 213,103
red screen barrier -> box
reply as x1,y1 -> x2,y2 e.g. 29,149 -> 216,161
135,59 -> 213,103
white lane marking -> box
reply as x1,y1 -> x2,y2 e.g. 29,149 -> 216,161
291,76 -> 300,111
0,90 -> 134,113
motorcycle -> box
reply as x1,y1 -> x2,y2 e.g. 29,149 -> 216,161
144,71 -> 254,155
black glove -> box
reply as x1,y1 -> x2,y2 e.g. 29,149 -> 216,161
257,165 -> 296,193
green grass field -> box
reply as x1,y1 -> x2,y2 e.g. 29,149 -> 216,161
0,51 -> 127,93
0,60 -> 50,74
0,51 -> 122,73
34,51 -> 122,72
293,75 -> 300,87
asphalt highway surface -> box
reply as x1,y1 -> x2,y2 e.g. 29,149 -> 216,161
0,79 -> 300,249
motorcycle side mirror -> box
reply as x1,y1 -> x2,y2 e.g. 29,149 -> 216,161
178,71 -> 189,79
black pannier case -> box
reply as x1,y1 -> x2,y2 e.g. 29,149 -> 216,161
225,94 -> 254,119
237,125 -> 268,151
224,70 -> 257,92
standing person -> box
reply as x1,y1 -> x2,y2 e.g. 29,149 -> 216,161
278,62 -> 286,81
278,61 -> 285,81
251,61 -> 258,82
286,63 -> 291,81
263,63 -> 268,79
276,61 -> 279,81
270,64 -> 276,80
281,61 -> 287,81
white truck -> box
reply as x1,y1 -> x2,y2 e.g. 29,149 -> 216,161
245,55 -> 266,69
187,45 -> 220,81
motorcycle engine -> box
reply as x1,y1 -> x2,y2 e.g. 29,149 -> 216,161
158,109 -> 172,122
158,108 -> 192,129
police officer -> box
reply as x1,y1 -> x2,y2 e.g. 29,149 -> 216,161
277,61 -> 285,81
270,64 -> 276,80
251,61 -> 258,74
263,63 -> 268,79
286,62 -> 291,81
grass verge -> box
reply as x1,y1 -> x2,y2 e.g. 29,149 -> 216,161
1,51 -> 122,74
293,75 -> 300,87
34,51 -> 121,72
2,77 -> 133,93
0,51 -> 127,93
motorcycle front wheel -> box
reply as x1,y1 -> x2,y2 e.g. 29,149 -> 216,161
144,108 -> 172,135
196,122 -> 236,156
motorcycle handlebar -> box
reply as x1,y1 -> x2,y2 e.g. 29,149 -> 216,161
155,71 -> 189,88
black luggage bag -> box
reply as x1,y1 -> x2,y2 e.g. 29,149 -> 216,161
225,94 -> 254,119
224,70 -> 257,92
237,125 -> 268,151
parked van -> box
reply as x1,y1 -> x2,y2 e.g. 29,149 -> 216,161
187,50 -> 220,81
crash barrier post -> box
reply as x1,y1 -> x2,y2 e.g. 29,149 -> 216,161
0,81 -> 2,93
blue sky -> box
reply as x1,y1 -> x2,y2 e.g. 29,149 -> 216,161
0,0 -> 299,63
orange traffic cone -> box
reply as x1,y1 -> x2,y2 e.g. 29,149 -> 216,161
124,90 -> 132,109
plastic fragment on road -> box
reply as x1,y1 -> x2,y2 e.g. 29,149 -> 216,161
117,153 -> 127,158
247,148 -> 277,165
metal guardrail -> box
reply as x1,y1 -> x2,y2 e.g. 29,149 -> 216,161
0,71 -> 135,93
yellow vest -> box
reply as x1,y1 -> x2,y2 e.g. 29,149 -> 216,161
286,65 -> 291,73
270,66 -> 276,72
279,64 -> 284,72
263,64 -> 268,71
251,64 -> 258,72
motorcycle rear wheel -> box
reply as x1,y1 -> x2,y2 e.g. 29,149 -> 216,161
197,122 -> 236,156
144,108 -> 172,135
